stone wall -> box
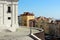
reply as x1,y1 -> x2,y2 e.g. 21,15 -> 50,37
34,31 -> 45,40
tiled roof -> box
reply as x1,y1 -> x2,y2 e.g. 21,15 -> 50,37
20,12 -> 34,16
55,20 -> 60,22
36,16 -> 48,20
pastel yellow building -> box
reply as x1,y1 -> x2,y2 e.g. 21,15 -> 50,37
20,12 -> 35,27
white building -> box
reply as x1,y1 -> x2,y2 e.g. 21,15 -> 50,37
0,0 -> 19,32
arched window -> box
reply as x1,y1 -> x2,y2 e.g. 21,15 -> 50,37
7,6 -> 11,13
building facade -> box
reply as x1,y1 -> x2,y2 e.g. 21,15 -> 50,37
35,16 -> 50,34
19,12 -> 35,27
0,0 -> 18,32
49,20 -> 60,38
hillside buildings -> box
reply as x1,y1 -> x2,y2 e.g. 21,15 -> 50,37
29,16 -> 50,34
49,20 -> 60,38
19,12 -> 60,40
0,0 -> 18,32
19,12 -> 53,34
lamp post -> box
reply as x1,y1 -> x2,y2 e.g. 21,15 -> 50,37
30,26 -> 32,35
29,20 -> 32,35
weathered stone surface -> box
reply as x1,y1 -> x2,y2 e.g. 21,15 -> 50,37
0,27 -> 34,40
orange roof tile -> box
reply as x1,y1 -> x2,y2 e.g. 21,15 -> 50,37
20,12 -> 34,16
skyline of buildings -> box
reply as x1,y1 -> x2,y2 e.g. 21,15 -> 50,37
19,12 -> 60,40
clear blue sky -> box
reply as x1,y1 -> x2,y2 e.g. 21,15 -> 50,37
18,0 -> 60,19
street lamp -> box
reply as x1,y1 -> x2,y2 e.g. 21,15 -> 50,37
29,20 -> 32,35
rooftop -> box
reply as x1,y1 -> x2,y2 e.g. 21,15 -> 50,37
20,12 -> 34,16
55,20 -> 60,22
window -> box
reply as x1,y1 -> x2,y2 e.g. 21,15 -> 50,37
8,17 -> 11,20
7,6 -> 11,13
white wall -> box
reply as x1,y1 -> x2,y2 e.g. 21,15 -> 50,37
0,0 -> 18,32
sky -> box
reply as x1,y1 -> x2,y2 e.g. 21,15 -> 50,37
18,0 -> 60,19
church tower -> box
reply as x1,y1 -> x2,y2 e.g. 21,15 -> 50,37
0,0 -> 19,32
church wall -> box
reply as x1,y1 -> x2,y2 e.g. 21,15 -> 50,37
0,4 -> 3,24
0,0 -> 18,28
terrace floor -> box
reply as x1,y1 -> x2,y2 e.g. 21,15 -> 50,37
0,26 -> 39,40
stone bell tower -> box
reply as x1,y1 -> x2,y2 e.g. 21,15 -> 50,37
0,0 -> 19,32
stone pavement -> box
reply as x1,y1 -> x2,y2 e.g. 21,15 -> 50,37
0,27 -> 39,40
